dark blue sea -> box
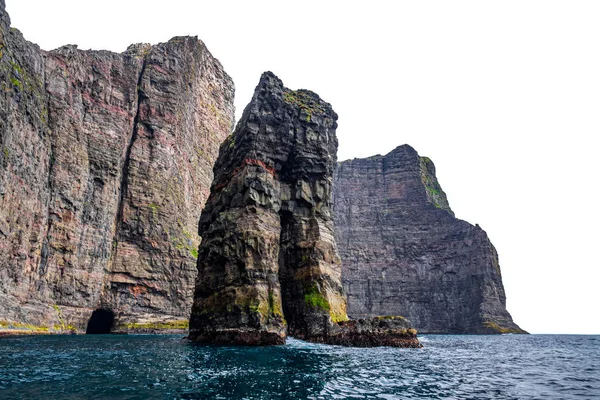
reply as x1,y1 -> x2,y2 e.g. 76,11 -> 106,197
0,334 -> 598,399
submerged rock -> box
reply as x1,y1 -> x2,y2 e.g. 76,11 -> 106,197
333,145 -> 525,334
189,72 -> 420,347
0,2 -> 234,332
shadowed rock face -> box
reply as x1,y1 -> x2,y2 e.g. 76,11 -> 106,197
0,2 -> 234,332
333,145 -> 525,334
189,72 -> 420,347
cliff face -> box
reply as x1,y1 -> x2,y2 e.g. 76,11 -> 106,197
0,2 -> 234,332
189,72 -> 420,347
333,145 -> 525,334
0,1 -> 519,338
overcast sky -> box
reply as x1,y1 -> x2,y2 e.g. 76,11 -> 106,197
6,1 -> 599,334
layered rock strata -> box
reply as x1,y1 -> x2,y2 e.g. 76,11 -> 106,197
333,145 -> 525,334
0,1 -> 234,332
189,72 -> 420,347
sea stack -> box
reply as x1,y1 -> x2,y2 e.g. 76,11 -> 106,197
333,146 -> 525,334
189,72 -> 420,347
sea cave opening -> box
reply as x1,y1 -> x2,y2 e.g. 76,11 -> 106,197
86,308 -> 115,334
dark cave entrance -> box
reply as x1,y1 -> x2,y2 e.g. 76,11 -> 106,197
86,309 -> 115,334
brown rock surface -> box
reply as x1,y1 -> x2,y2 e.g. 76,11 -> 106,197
333,145 -> 525,334
189,72 -> 420,347
0,2 -> 234,332
1,0 -> 518,338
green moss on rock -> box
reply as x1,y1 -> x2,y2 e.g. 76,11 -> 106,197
304,286 -> 330,311
267,290 -> 283,317
374,315 -> 408,322
330,309 -> 349,323
482,321 -> 527,334
283,89 -> 328,123
9,75 -> 21,89
0,320 -> 50,332
148,203 -> 160,219
120,320 -> 189,330
419,156 -> 454,216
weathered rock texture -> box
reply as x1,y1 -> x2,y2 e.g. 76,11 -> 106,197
0,1 -> 234,333
333,145 -> 525,334
189,72 -> 420,347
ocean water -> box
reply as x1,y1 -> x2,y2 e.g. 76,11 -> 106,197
0,334 -> 598,399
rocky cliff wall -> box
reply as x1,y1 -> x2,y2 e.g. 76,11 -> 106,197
0,1 -> 234,332
333,145 -> 525,334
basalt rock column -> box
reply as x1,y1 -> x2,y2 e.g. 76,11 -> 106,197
189,72 -> 345,344
189,73 -> 421,347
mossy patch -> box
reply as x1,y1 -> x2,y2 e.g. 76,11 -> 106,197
482,321 -> 526,334
10,60 -> 23,75
10,76 -> 22,90
246,298 -> 269,317
375,315 -> 408,322
120,320 -> 189,330
53,304 -> 66,329
52,324 -> 77,331
304,286 -> 330,311
148,203 -> 159,219
181,225 -> 193,240
330,310 -> 348,323
226,134 -> 235,149
4,58 -> 43,97
268,290 -> 283,317
171,222 -> 200,260
0,320 -> 49,332
283,89 -> 327,123
419,156 -> 454,215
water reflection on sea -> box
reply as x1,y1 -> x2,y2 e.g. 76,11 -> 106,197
0,334 -> 598,399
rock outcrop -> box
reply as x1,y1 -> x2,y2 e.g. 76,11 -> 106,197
189,72 -> 420,347
0,0 -> 519,338
0,1 -> 234,332
333,145 -> 525,334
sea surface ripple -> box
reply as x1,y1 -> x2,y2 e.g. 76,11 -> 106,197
0,334 -> 598,399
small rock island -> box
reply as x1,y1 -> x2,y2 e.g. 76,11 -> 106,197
188,72 -> 421,347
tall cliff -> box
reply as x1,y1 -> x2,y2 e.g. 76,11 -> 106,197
333,145 -> 525,334
189,72 -> 420,347
0,1 -> 234,332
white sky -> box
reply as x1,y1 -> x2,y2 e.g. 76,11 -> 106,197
6,1 -> 599,334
